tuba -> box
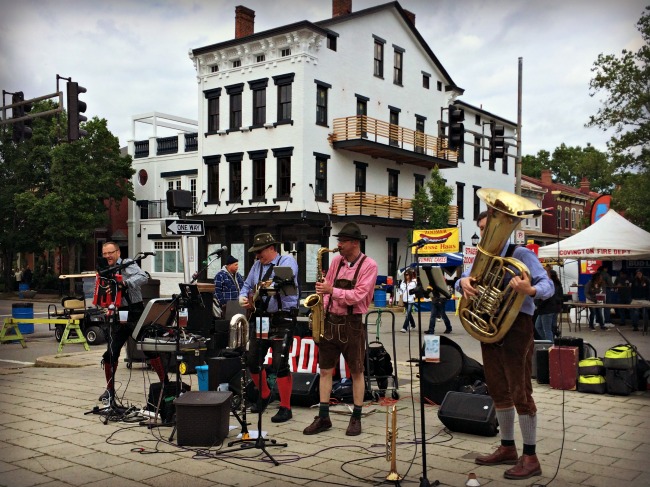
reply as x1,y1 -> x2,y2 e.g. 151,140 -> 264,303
458,188 -> 539,343
305,247 -> 339,343
228,313 -> 249,349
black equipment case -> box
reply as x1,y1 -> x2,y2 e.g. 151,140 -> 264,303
438,391 -> 498,437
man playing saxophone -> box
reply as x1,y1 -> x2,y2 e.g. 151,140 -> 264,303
239,233 -> 299,423
456,210 -> 553,480
303,222 -> 378,437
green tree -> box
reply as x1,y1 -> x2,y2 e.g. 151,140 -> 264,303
522,143 -> 615,194
15,117 -> 135,284
587,6 -> 650,229
412,166 -> 453,232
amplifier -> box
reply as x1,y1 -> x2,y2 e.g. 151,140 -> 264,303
272,372 -> 320,406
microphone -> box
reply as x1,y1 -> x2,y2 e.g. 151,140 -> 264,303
408,238 -> 428,248
208,246 -> 228,257
517,207 -> 554,216
143,251 -> 156,256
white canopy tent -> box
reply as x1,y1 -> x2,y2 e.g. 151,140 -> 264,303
538,209 -> 650,260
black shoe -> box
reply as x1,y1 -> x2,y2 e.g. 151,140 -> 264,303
250,394 -> 272,414
271,406 -> 292,423
424,330 -> 435,335
410,325 -> 416,329
444,329 -> 452,334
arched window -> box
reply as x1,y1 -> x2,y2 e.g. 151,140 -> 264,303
556,206 -> 562,229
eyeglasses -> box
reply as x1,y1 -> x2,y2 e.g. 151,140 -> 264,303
102,250 -> 118,257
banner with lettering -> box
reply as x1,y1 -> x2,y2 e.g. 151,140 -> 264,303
411,228 -> 459,254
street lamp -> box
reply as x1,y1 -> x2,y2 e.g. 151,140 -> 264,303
471,233 -> 480,246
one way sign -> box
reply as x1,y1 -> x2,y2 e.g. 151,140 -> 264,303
163,219 -> 205,237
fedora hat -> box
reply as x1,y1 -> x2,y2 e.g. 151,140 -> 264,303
333,222 -> 367,240
248,233 -> 279,253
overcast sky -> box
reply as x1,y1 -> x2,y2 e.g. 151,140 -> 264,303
1,0 -> 645,155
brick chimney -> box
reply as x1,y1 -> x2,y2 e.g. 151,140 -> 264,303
235,5 -> 255,39
540,169 -> 553,185
403,9 -> 416,25
580,177 -> 591,194
333,0 -> 352,17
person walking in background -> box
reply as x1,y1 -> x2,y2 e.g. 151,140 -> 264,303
614,270 -> 632,326
630,269 -> 650,332
534,268 -> 563,341
303,222 -> 378,437
399,268 -> 417,332
21,265 -> 32,288
426,285 -> 452,334
13,268 -> 22,291
585,272 -> 607,331
598,265 -> 614,325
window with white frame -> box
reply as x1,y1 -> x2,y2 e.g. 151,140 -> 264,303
571,208 -> 577,229
557,207 -> 562,229
153,241 -> 184,273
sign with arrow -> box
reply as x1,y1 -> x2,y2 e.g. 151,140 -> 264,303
163,219 -> 205,237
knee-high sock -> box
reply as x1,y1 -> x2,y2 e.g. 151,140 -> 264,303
104,362 -> 118,392
496,407 -> 516,442
519,413 -> 537,446
276,374 -> 293,409
250,368 -> 270,399
149,357 -> 168,384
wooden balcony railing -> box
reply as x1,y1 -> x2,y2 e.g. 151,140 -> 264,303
331,192 -> 413,220
331,115 -> 458,163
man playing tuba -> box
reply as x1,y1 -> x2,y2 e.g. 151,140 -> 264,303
456,210 -> 553,480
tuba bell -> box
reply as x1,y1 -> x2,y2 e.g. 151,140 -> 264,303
228,313 -> 249,349
458,188 -> 539,343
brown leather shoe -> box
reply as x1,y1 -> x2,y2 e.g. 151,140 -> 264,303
303,416 -> 332,435
475,445 -> 518,465
346,417 -> 361,436
504,454 -> 542,480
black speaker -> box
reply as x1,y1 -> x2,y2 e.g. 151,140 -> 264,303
420,336 -> 485,405
207,356 -> 242,391
554,336 -> 585,361
438,391 -> 498,437
271,372 -> 320,406
166,189 -> 193,213
187,292 -> 214,336
536,348 -> 550,384
147,381 -> 191,422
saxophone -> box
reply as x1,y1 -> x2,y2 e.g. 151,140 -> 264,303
458,188 -> 538,343
305,247 -> 339,343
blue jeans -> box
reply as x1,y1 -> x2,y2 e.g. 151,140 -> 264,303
403,303 -> 416,329
535,313 -> 555,341
588,302 -> 605,329
428,301 -> 451,332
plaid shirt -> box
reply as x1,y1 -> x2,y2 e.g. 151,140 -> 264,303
214,267 -> 244,306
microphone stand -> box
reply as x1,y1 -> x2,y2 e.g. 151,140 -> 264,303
412,245 -> 438,487
218,286 -> 287,465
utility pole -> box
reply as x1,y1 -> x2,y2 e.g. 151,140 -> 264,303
515,57 -> 523,195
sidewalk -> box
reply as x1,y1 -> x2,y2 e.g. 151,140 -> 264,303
2,324 -> 650,487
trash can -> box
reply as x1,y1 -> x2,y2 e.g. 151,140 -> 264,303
18,283 -> 29,299
374,289 -> 387,307
12,302 -> 34,334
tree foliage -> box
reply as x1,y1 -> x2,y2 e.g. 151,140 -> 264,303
1,105 -> 134,290
522,143 -> 616,194
586,6 -> 650,230
412,166 -> 453,233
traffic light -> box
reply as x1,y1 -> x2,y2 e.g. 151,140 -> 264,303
448,105 -> 465,150
11,91 -> 32,143
67,81 -> 87,141
490,122 -> 505,160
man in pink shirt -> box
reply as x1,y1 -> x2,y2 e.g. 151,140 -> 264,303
303,222 -> 378,436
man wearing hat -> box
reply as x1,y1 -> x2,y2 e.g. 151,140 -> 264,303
303,222 -> 378,436
214,255 -> 244,318
239,233 -> 299,423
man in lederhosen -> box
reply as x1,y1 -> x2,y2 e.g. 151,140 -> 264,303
239,233 -> 299,423
98,242 -> 167,403
303,223 -> 378,436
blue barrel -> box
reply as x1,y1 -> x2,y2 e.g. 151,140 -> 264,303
196,365 -> 209,391
12,302 -> 34,334
18,283 -> 29,299
373,289 -> 387,308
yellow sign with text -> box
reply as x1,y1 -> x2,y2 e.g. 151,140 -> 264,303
411,228 -> 460,254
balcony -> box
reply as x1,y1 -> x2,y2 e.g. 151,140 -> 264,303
330,116 -> 458,169
331,192 -> 413,220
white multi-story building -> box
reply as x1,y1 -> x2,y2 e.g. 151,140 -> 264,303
128,1 -> 517,295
